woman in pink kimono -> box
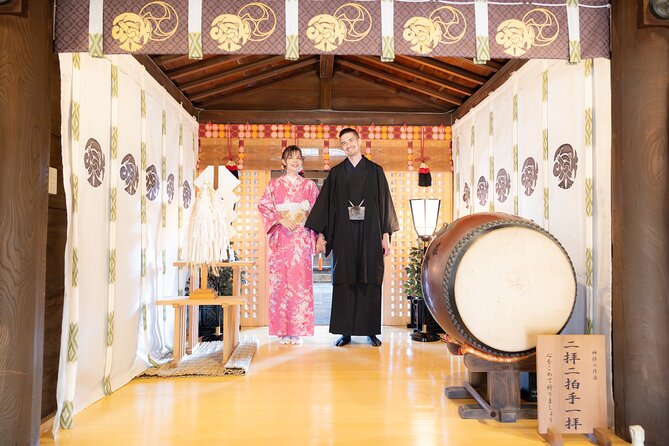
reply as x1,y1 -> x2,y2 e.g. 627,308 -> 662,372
257,146 -> 320,345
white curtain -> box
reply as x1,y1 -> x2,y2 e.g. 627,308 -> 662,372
451,59 -> 613,423
490,87 -> 514,215
515,63 -> 545,224
56,53 -> 198,430
472,108 -> 490,214
454,114 -> 473,217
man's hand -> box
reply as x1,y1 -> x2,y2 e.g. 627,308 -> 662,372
316,234 -> 327,253
279,218 -> 297,231
382,233 -> 391,257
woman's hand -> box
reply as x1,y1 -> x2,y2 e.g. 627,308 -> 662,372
279,218 -> 298,231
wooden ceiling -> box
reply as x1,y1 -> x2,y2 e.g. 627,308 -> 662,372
139,54 -> 524,125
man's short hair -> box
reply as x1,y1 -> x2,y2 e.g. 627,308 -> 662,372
338,127 -> 359,139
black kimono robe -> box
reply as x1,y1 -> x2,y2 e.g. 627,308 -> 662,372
305,156 -> 399,335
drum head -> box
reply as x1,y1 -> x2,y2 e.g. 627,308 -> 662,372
453,225 -> 575,353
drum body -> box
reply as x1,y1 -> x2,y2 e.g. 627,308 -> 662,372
421,212 -> 576,357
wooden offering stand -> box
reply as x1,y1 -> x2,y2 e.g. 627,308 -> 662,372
155,261 -> 254,366
174,260 -> 255,299
445,350 -> 537,423
188,263 -> 221,298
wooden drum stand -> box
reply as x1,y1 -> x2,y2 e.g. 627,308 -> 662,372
445,348 -> 537,423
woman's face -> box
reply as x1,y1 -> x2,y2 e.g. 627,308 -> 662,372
284,152 -> 303,175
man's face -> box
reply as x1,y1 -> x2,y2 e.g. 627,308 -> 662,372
340,132 -> 361,157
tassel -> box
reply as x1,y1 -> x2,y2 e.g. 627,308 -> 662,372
224,124 -> 239,178
418,127 -> 431,187
318,253 -> 323,271
225,159 -> 239,179
418,162 -> 432,187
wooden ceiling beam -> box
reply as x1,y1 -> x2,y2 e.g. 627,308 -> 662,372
337,59 -> 462,106
151,54 -> 190,66
320,78 -> 332,109
165,55 -> 243,82
197,68 -> 318,108
453,59 -> 527,120
133,55 -> 197,116
179,55 -> 287,93
336,70 -> 450,112
198,109 -> 451,125
442,56 -> 504,74
355,55 -> 474,97
400,56 -> 488,85
319,55 -> 334,109
191,57 -> 319,103
319,55 -> 334,79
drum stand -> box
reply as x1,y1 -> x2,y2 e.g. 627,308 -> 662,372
445,352 -> 537,423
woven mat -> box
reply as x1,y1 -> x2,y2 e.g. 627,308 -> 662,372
141,337 -> 258,378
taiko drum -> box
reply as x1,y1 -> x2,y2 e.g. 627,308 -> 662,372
421,212 -> 576,357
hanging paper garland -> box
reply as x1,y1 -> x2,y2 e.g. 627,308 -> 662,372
323,139 -> 330,171
444,125 -> 453,171
280,136 -> 288,170
365,140 -> 371,160
449,138 -> 454,171
237,138 -> 244,171
407,140 -> 414,171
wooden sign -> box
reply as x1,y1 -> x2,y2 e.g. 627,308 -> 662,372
536,335 -> 607,435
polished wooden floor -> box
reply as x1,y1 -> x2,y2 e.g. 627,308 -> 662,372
41,326 -> 627,446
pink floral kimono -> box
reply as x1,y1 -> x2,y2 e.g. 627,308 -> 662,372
257,175 -> 320,336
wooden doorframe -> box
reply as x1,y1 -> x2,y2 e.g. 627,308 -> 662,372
0,1 -> 53,444
610,2 -> 669,443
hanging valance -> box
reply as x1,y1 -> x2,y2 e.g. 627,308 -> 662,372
54,0 -> 610,62
198,123 -> 450,140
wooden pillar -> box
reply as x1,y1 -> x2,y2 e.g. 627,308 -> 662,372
0,1 -> 53,445
611,2 -> 669,444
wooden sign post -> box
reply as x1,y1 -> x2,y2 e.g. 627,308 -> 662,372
536,335 -> 610,446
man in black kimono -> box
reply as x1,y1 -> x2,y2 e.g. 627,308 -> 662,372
306,128 -> 399,347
